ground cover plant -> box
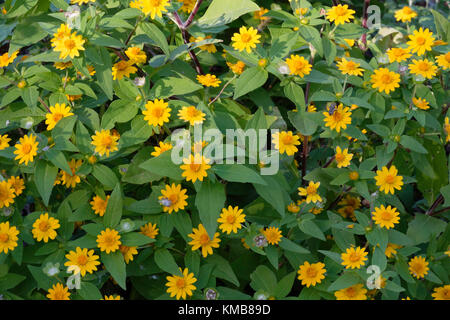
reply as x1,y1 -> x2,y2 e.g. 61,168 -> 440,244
0,0 -> 449,301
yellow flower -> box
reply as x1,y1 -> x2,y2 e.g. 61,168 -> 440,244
190,35 -> 217,53
370,68 -> 401,94
7,176 -> 25,196
272,131 -> 301,156
103,295 -> 121,300
178,106 -> 206,126
338,206 -> 356,221
254,7 -> 269,21
178,0 -> 196,13
298,181 -> 322,204
188,224 -> 221,258
0,50 -> 18,68
341,246 -> 368,269
227,60 -> 246,75
436,52 -> 450,70
326,4 -> 355,25
159,183 -> 188,214
151,141 -> 173,157
217,206 -> 246,234
375,165 -> 403,195
386,47 -> 411,63
14,134 -> 39,165
407,28 -> 435,56
65,247 -> 100,276
125,46 -> 147,64
409,59 -> 437,79
322,104 -> 352,133
432,285 -> 450,300
131,0 -> 169,19
197,74 -> 221,87
96,228 -> 121,253
412,97 -> 430,110
112,60 -> 137,80
32,213 -> 60,242
140,222 -> 159,239
90,195 -> 110,217
0,134 -> 11,150
142,99 -> 171,127
385,243 -> 402,258
0,181 -> 15,208
262,227 -> 282,245
408,256 -> 429,279
51,24 -> 72,47
285,54 -> 312,77
180,153 -> 211,183
287,203 -> 300,213
335,146 -> 353,168
231,26 -> 261,53
297,261 -> 326,287
395,6 -> 417,23
349,171 -> 359,180
372,205 -> 400,229
258,58 -> 267,67
53,31 -> 85,60
45,103 -> 74,130
335,284 -> 367,300
60,159 -> 83,188
0,221 -> 19,254
54,61 -> 73,70
66,94 -> 82,101
445,117 -> 450,143
47,283 -> 70,300
91,129 -> 119,157
337,58 -> 363,76
120,245 -> 138,264
166,268 -> 197,300
71,0 -> 96,4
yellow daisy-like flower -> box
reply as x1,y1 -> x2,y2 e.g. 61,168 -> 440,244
335,146 -> 353,168
322,104 -> 352,133
408,256 -> 429,279
432,285 -> 450,300
90,195 -> 110,217
370,68 -> 401,94
337,206 -> 356,221
91,129 -> 119,157
45,103 -> 74,131
178,106 -> 206,126
261,226 -> 282,245
54,61 -> 73,70
385,243 -> 402,258
395,6 -> 417,23
409,59 -> 438,79
0,221 -> 19,254
197,74 -> 221,87
140,222 -> 159,239
227,60 -> 246,75
298,181 -> 322,204
375,165 -> 404,195
53,31 -> 85,60
190,35 -> 217,53
297,261 -> 326,288
337,58 -> 363,76
436,52 -> 450,70
412,97 -> 430,110
335,284 -> 367,300
159,183 -> 188,214
326,4 -> 355,25
103,295 -> 121,300
142,99 -> 171,127
178,0 -> 196,13
14,134 -> 39,165
254,7 -> 270,21
231,26 -> 261,53
125,46 -> 147,64
444,117 -> 450,143
7,176 -> 25,196
112,60 -> 137,80
386,47 -> 411,63
0,134 -> 11,150
71,0 -> 96,4
372,205 -> 400,229
65,247 -> 100,276
51,24 -> 72,47
287,202 -> 300,213
32,213 -> 60,243
133,0 -> 170,19
0,50 -> 18,68
217,206 -> 246,234
285,54 -> 312,77
407,28 -> 435,56
180,153 -> 211,183
47,283 -> 70,300
119,245 -> 138,264
272,131 -> 301,156
60,159 -> 83,189
96,228 -> 121,254
0,181 -> 15,208
166,267 -> 197,300
188,224 -> 221,258
341,246 -> 368,269
151,141 -> 173,157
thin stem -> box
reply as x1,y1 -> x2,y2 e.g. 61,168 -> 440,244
361,0 -> 370,49
38,96 -> 50,112
409,85 -> 417,109
125,15 -> 142,46
323,155 -> 335,168
301,135 -> 308,183
182,0 -> 204,29
208,75 -> 237,106
426,194 -> 444,216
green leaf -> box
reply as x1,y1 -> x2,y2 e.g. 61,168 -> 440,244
298,219 -> 325,241
77,282 -> 102,300
101,100 -> 138,130
287,110 -> 320,137
274,271 -> 296,298
10,22 -> 48,53
407,213 -> 447,245
149,73 -> 202,99
206,254 -> 240,286
213,164 -> 267,185
121,232 -> 155,246
279,238 -> 310,254
399,135 -> 428,154
104,184 -> 123,228
197,0 -> 260,28
327,271 -> 361,291
140,22 -> 169,55
284,82 -> 306,109
92,164 -> 119,190
101,251 -> 126,289
139,150 -> 183,180
234,67 -> 268,99
195,180 -> 226,238
90,46 -> 113,100
154,249 -> 182,276
34,160 -> 58,206
253,175 -> 287,217
250,265 -> 277,294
